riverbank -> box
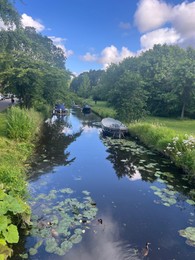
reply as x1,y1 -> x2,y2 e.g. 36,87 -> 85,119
0,107 -> 42,259
86,99 -> 195,178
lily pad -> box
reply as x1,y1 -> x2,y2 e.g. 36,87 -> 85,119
179,227 -> 195,247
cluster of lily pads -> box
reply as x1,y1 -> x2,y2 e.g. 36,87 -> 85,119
20,188 -> 98,258
179,227 -> 195,247
150,185 -> 177,207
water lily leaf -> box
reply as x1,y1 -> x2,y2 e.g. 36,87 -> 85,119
82,190 -> 90,196
60,240 -> 73,251
45,238 -> 58,253
34,240 -> 43,250
179,227 -> 195,247
60,188 -> 73,194
54,247 -> 65,256
19,253 -> 28,259
29,248 -> 37,256
186,199 -> 195,205
70,234 -> 82,244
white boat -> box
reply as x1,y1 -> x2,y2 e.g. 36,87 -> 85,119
101,117 -> 128,138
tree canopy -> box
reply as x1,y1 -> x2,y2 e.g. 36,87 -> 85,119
71,44 -> 195,120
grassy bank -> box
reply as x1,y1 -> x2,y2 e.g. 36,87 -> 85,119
0,107 -> 42,259
85,99 -> 195,177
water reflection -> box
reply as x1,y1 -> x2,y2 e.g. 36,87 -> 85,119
12,109 -> 195,260
63,215 -> 141,260
29,114 -> 82,180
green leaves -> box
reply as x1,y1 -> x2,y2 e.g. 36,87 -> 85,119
3,224 -> 19,244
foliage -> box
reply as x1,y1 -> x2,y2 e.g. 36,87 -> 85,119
0,0 -> 21,28
0,186 -> 31,259
109,71 -> 148,122
72,44 -> 195,120
6,107 -> 42,141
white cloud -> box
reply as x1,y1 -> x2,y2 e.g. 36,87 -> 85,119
81,52 -> 97,62
171,2 -> 195,39
140,27 -> 181,49
135,0 -> 195,50
81,45 -> 135,69
134,0 -> 171,32
21,13 -> 45,32
48,36 -> 74,57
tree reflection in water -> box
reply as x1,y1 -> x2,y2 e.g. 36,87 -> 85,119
28,115 -> 82,180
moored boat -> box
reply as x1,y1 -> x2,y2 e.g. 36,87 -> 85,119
52,104 -> 68,115
82,104 -> 91,114
101,117 -> 128,138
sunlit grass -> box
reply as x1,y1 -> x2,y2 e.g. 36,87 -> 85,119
85,99 -> 116,118
143,116 -> 195,136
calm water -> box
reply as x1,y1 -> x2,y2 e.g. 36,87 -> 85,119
13,109 -> 195,260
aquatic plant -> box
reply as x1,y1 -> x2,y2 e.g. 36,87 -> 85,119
179,227 -> 195,247
27,188 -> 98,257
150,185 -> 178,207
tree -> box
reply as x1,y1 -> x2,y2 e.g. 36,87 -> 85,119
109,71 -> 147,122
173,52 -> 195,119
0,0 -> 21,28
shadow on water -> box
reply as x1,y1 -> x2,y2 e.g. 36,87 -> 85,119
11,109 -> 195,260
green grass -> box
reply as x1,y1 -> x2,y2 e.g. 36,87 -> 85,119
143,116 -> 195,136
85,99 -> 116,118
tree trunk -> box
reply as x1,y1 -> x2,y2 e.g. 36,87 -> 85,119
180,103 -> 185,119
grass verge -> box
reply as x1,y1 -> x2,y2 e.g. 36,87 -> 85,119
0,107 -> 42,259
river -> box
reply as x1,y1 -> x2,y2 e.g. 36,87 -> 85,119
12,108 -> 195,260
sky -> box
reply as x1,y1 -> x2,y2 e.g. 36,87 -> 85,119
9,0 -> 195,74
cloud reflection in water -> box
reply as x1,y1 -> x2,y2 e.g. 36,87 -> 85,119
64,215 -> 141,260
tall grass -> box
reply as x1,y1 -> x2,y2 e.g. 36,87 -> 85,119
128,122 -> 195,177
6,107 -> 42,141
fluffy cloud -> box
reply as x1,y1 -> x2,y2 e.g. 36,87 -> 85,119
141,28 -> 181,49
48,36 -> 74,57
81,52 -> 97,62
21,13 -> 45,32
171,2 -> 195,39
134,0 -> 171,32
81,45 -> 135,69
135,0 -> 195,49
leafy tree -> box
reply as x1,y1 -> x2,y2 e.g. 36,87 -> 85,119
173,50 -> 195,118
0,0 -> 20,28
109,71 -> 147,121
77,73 -> 91,98
0,27 -> 66,69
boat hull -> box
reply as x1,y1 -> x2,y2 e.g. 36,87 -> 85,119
101,117 -> 128,138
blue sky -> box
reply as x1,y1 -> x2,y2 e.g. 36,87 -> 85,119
12,0 -> 195,74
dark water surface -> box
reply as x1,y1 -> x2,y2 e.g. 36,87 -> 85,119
13,109 -> 195,260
